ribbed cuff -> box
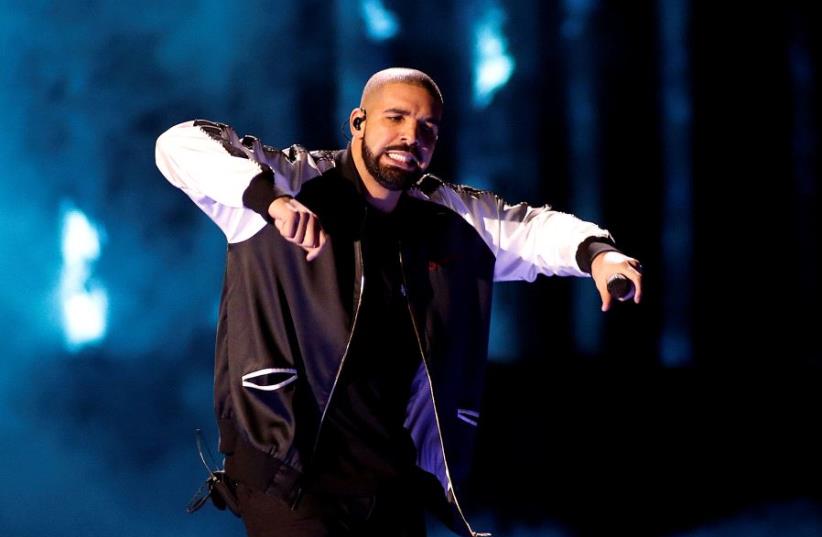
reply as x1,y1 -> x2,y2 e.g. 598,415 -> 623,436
241,169 -> 290,224
575,236 -> 621,274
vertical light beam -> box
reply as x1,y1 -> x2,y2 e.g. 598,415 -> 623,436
658,0 -> 693,366
459,0 -> 525,361
562,0 -> 604,356
360,0 -> 399,41
473,3 -> 515,108
788,14 -> 817,363
60,204 -> 108,351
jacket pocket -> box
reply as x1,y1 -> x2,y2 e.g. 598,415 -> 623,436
241,368 -> 298,391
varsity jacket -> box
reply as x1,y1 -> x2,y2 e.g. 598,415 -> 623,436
155,119 -> 614,537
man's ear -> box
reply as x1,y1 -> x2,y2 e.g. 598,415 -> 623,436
349,108 -> 366,138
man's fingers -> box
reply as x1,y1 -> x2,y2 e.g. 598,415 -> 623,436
597,280 -> 612,312
601,289 -> 612,312
292,211 -> 309,245
631,275 -> 643,304
306,247 -> 320,261
627,261 -> 643,304
305,230 -> 328,262
303,215 -> 319,249
270,197 -> 327,260
281,211 -> 299,239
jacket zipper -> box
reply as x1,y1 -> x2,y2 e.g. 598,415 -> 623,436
398,244 -> 488,537
292,240 -> 365,509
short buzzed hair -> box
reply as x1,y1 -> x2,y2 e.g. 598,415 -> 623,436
360,67 -> 444,107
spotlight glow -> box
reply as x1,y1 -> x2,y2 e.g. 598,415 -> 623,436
360,0 -> 399,41
60,206 -> 108,350
473,5 -> 515,108
62,210 -> 101,264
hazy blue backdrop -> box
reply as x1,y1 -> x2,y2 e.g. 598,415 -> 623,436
1,1 -> 819,536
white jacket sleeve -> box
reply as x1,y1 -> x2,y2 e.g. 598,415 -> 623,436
410,180 -> 613,282
155,120 -> 332,243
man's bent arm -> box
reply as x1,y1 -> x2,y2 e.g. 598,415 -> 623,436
155,120 -> 332,243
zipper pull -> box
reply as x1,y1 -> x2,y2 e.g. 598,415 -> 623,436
399,283 -> 407,297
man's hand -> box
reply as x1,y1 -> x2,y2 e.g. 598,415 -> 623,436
590,251 -> 643,312
268,197 -> 327,261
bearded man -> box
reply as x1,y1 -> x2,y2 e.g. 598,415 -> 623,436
155,67 -> 642,537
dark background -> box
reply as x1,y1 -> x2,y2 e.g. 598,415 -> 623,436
1,1 -> 819,535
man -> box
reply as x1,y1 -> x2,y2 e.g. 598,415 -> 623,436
156,68 -> 642,537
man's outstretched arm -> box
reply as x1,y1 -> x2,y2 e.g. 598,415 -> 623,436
410,178 -> 643,310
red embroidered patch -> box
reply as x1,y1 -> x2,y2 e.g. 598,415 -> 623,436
428,256 -> 455,271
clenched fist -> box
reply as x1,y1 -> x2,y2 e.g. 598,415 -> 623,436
268,197 -> 328,261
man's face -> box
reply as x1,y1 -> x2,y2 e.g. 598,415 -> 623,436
359,83 -> 441,191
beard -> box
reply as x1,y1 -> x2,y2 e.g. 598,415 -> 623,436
361,138 -> 423,191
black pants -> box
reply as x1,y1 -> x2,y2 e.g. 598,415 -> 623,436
235,482 -> 427,537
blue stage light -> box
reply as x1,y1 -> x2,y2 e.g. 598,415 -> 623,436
473,5 -> 515,108
658,0 -> 693,366
60,205 -> 108,350
361,0 -> 399,41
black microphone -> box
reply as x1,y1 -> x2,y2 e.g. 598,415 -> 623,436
606,273 -> 635,302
